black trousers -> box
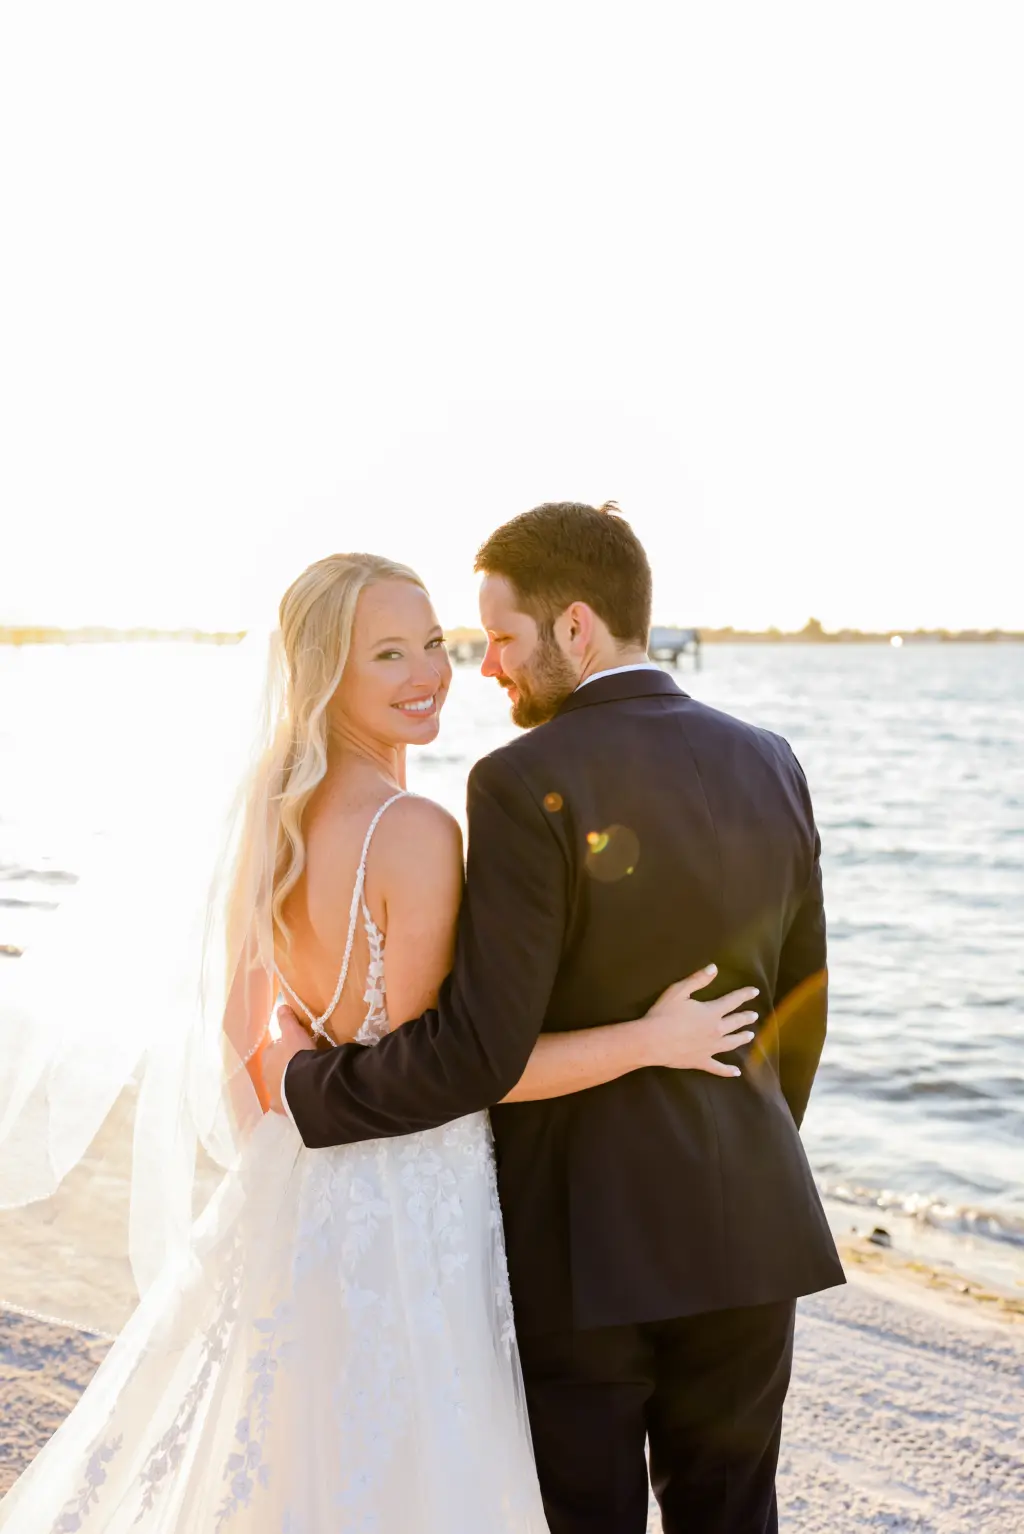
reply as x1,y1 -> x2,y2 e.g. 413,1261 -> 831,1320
517,1299 -> 796,1534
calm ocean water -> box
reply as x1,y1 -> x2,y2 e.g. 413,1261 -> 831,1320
1,641 -> 1022,1274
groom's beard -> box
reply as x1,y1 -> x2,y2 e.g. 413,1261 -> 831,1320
505,634 -> 578,728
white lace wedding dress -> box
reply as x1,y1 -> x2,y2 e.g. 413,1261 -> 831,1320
0,794 -> 548,1532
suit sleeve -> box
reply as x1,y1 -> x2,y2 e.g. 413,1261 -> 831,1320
775,751 -> 828,1128
281,753 -> 569,1148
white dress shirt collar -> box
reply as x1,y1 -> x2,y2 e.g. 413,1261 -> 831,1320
575,661 -> 664,691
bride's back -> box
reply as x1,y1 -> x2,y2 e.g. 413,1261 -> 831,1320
274,772 -> 392,1045
274,767 -> 465,1048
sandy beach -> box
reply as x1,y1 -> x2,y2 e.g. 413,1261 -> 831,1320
1,1240 -> 1020,1532
768,1246 -> 1024,1534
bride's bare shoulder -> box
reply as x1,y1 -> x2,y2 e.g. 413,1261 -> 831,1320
357,794 -> 464,931
302,791 -> 462,935
372,793 -> 464,873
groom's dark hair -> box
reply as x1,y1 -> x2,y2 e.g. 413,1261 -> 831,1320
474,501 -> 652,648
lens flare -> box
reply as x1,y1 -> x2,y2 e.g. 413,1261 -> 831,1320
584,825 -> 640,882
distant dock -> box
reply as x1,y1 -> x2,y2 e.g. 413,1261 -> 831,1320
647,626 -> 702,669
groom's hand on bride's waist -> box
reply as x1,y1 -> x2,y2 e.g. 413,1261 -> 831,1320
262,1005 -> 313,1116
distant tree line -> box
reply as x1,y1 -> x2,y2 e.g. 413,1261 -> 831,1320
697,618 -> 1024,644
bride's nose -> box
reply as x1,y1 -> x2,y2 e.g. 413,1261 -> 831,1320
411,652 -> 445,688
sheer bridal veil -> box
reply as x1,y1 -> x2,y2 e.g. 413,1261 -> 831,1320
0,627 -> 287,1339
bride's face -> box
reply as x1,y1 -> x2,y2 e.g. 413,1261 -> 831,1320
331,580 -> 452,748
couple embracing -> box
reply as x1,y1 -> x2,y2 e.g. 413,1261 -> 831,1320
0,501 -> 843,1533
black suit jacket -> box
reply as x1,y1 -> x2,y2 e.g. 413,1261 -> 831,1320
284,669 -> 844,1334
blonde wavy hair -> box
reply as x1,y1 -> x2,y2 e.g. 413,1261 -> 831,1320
217,553 -> 426,993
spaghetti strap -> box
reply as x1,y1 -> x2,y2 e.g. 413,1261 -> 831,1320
273,791 -> 407,1043
357,792 -> 408,926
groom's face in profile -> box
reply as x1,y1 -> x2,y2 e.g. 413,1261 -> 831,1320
479,574 -> 578,728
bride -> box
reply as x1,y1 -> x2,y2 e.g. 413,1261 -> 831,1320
0,553 -> 758,1532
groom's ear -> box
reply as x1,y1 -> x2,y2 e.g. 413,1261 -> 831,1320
562,601 -> 596,650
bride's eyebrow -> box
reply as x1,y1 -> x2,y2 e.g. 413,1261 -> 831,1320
372,625 -> 443,646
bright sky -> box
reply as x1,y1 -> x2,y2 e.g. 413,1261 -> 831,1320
2,3 -> 1022,633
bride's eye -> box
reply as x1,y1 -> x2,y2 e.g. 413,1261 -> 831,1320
376,649 -> 403,661
427,637 -> 447,651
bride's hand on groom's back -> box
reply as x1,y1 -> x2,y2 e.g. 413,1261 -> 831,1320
638,965 -> 759,1077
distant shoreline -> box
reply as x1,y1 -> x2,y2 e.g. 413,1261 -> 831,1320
0,627 -> 247,646
2,622 -> 1022,647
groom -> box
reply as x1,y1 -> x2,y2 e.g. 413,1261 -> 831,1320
266,501 -> 844,1534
